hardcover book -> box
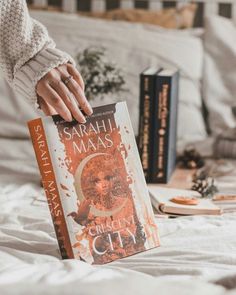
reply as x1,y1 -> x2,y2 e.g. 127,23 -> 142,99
138,67 -> 161,182
148,186 -> 221,216
28,102 -> 160,264
213,194 -> 236,213
151,68 -> 179,183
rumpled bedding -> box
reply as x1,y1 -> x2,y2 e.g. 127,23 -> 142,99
0,138 -> 236,294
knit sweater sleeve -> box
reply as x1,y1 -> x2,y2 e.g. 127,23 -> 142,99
0,0 -> 75,106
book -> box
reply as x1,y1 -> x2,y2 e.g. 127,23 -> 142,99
213,194 -> 236,213
151,69 -> 179,183
138,67 -> 161,182
28,101 -> 160,264
148,185 -> 221,216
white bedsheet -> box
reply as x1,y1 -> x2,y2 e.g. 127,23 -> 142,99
0,138 -> 236,294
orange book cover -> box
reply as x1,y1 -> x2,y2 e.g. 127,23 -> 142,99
28,101 -> 160,264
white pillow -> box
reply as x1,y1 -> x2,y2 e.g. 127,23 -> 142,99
0,11 -> 207,147
203,16 -> 236,135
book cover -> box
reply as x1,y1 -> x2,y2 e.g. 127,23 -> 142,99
151,69 -> 179,183
138,67 -> 161,182
28,101 -> 160,264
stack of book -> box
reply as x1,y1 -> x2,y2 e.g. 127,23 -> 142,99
138,67 -> 179,184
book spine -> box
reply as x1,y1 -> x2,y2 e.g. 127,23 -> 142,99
167,73 -> 179,181
138,74 -> 154,182
28,118 -> 74,259
151,77 -> 171,183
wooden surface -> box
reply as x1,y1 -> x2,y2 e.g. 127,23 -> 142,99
152,159 -> 236,193
151,167 -> 196,190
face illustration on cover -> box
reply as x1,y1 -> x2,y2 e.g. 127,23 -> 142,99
94,171 -> 114,198
68,153 -> 129,225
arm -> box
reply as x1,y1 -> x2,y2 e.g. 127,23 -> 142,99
0,0 -> 92,122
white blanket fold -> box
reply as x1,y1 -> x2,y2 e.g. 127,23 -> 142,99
0,138 -> 236,294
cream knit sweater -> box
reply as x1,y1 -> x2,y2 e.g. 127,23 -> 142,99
0,0 -> 75,106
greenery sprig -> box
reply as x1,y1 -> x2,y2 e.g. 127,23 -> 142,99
76,46 -> 126,101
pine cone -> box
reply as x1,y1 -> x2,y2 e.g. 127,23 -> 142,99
191,177 -> 218,198
178,147 -> 205,169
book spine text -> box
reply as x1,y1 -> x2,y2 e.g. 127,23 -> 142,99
138,75 -> 153,182
151,78 -> 170,183
28,118 -> 74,259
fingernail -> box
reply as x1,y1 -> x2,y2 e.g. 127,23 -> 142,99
81,116 -> 86,124
82,95 -> 93,115
67,113 -> 73,122
87,106 -> 93,115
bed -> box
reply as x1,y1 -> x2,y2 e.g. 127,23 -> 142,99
1,138 -> 236,294
1,1 -> 236,294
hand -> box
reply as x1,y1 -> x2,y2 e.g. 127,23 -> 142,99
36,63 -> 93,123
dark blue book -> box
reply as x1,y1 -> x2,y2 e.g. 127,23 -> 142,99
150,69 -> 179,183
138,67 -> 161,182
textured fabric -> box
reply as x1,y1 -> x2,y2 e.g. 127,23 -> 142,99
0,0 -> 75,105
0,76 -> 39,138
203,16 -> 236,135
0,137 -> 235,294
214,127 -> 236,159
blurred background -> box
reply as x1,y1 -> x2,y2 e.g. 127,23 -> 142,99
1,0 -> 236,156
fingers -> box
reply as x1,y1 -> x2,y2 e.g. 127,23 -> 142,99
36,64 -> 93,122
65,77 -> 93,116
51,80 -> 86,123
58,64 -> 93,116
67,64 -> 85,91
37,84 -> 73,122
37,96 -> 57,116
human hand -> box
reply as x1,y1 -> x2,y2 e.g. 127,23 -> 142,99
36,63 -> 93,123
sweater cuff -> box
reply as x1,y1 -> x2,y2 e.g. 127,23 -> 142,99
13,47 -> 76,107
